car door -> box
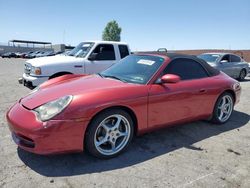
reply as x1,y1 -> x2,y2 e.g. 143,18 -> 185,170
229,54 -> 242,78
85,44 -> 117,74
217,54 -> 234,77
148,58 -> 215,129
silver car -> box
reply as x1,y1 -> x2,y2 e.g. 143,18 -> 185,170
198,53 -> 249,81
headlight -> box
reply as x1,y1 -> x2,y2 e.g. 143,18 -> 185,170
34,95 -> 73,121
232,82 -> 241,91
31,66 -> 41,75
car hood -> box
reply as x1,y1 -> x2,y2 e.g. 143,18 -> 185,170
26,55 -> 84,67
20,75 -> 140,109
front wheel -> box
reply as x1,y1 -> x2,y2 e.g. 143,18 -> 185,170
85,109 -> 134,159
211,92 -> 234,124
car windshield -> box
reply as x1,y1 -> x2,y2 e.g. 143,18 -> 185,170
68,42 -> 94,58
100,55 -> 165,84
198,54 -> 221,63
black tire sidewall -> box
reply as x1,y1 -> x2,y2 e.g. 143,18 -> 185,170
85,109 -> 134,159
239,69 -> 246,81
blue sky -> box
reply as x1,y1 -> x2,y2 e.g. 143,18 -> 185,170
0,0 -> 249,51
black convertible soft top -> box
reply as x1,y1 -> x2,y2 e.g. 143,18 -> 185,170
138,52 -> 220,77
165,53 -> 220,77
135,52 -> 220,76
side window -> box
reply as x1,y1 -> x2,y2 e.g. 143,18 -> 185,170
221,55 -> 230,63
91,44 -> 115,60
163,58 -> 208,80
230,55 -> 241,62
118,45 -> 129,59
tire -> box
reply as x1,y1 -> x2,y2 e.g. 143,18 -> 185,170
210,92 -> 234,124
238,69 -> 246,81
85,109 -> 134,159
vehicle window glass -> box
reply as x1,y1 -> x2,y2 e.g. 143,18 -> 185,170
221,55 -> 230,63
118,45 -> 129,59
92,44 -> 115,60
230,55 -> 241,62
163,58 -> 208,80
68,42 -> 94,58
101,55 -> 165,84
197,54 -> 220,63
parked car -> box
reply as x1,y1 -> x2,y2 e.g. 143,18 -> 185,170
33,51 -> 46,58
35,51 -> 54,58
25,51 -> 42,59
54,51 -> 63,55
248,63 -> 250,76
198,53 -> 249,81
14,52 -> 23,58
1,52 -> 17,58
7,53 -> 241,158
22,51 -> 34,58
19,52 -> 28,58
21,41 -> 131,89
62,50 -> 71,56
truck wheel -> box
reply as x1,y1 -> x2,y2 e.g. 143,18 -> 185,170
49,72 -> 72,79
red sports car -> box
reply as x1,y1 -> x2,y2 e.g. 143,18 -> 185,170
6,53 -> 241,158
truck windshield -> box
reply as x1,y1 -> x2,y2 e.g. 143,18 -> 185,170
68,42 -> 94,58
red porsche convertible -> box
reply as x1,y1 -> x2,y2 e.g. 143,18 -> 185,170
6,53 -> 241,158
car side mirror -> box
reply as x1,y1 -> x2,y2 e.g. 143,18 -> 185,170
157,74 -> 181,84
88,53 -> 98,61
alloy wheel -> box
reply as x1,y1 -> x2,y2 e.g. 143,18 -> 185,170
217,95 -> 233,122
239,70 -> 246,80
94,114 -> 131,156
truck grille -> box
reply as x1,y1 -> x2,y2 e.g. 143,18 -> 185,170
24,63 -> 31,75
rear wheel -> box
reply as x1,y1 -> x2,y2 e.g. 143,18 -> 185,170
85,109 -> 134,159
211,92 -> 234,124
238,69 -> 246,81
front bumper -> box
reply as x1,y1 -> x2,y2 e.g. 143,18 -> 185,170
22,73 -> 49,88
6,102 -> 89,155
235,88 -> 241,105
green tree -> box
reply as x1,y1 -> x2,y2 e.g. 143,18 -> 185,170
102,20 -> 122,41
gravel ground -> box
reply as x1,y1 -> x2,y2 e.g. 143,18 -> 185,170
0,58 -> 249,188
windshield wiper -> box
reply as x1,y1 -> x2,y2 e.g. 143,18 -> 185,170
97,73 -> 103,78
103,75 -> 127,83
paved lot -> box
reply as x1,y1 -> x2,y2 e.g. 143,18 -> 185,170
0,58 -> 249,188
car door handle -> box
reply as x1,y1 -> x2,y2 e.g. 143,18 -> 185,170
74,65 -> 83,68
199,89 -> 207,93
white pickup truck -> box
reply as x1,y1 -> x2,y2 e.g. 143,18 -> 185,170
21,41 -> 131,89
